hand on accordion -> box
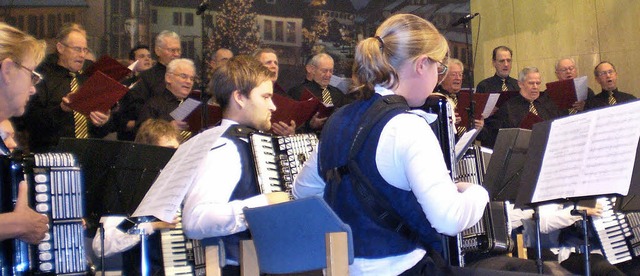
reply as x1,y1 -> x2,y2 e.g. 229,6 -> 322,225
15,181 -> 50,244
266,191 -> 291,205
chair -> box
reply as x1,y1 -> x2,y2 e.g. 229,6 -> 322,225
241,196 -> 354,275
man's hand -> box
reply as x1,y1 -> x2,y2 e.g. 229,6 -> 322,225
265,192 -> 290,205
15,181 -> 49,244
89,110 -> 111,127
454,112 -> 462,126
272,120 -> 296,136
171,120 -> 189,131
455,181 -> 476,193
309,112 -> 328,130
60,97 -> 73,112
474,118 -> 484,129
572,100 -> 586,112
579,203 -> 603,217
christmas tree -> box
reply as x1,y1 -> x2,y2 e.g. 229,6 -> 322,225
207,0 -> 261,59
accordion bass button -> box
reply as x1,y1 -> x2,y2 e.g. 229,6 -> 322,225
35,184 -> 48,193
38,242 -> 52,251
34,174 -> 48,183
35,194 -> 49,202
43,233 -> 51,241
39,262 -> 53,271
36,203 -> 49,213
39,252 -> 52,261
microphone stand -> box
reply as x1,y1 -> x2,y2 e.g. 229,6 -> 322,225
462,20 -> 475,89
198,1 -> 210,132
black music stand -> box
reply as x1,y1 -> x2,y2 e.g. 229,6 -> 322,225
483,128 -> 532,202
55,138 -> 176,236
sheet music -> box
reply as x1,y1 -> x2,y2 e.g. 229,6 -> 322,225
454,129 -> 479,162
532,101 -> 640,203
132,126 -> 229,222
482,94 -> 500,118
170,98 -> 202,121
573,76 -> 589,101
128,60 -> 138,71
329,75 -> 353,94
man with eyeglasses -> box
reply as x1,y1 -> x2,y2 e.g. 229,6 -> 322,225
22,23 -> 111,153
476,46 -> 520,93
435,58 -> 484,137
584,61 -> 636,110
546,58 -> 596,114
136,58 -> 195,141
119,31 -> 181,141
288,53 -> 352,134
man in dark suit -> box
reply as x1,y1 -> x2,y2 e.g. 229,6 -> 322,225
584,61 -> 636,110
476,46 -> 520,93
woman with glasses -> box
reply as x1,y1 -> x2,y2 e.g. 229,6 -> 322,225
293,14 -> 488,275
0,22 -> 50,246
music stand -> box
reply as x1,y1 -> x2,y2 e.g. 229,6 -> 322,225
55,138 -> 176,236
482,128 -> 532,202
614,138 -> 640,212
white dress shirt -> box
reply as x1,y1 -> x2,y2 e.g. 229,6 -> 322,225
92,215 -> 156,258
182,119 -> 269,242
293,87 -> 489,275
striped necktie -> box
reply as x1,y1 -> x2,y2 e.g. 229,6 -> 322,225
529,102 -> 539,116
70,72 -> 89,139
608,91 -> 617,105
450,95 -> 467,134
501,78 -> 508,92
177,99 -> 192,142
321,87 -> 333,105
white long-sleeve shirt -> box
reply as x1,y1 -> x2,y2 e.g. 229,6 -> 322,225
92,215 -> 156,258
293,87 -> 489,276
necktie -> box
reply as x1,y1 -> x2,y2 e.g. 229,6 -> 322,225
501,78 -> 508,92
529,102 -> 539,116
321,88 -> 333,105
568,108 -> 578,115
450,95 -> 467,134
177,99 -> 192,141
70,72 -> 89,139
608,91 -> 617,105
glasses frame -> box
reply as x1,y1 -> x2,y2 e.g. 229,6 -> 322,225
14,61 -> 43,86
169,72 -> 196,82
60,42 -> 90,54
556,66 -> 576,73
161,46 -> 182,54
430,58 -> 448,76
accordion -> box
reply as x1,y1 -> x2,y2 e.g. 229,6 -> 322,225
0,153 -> 87,275
248,132 -> 319,196
160,214 -> 206,276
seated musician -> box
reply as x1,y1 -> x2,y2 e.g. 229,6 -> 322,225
0,22 -> 49,244
181,55 -> 290,275
92,119 -> 179,275
512,203 -> 626,275
292,14 -> 489,275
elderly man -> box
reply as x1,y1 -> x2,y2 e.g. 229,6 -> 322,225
482,67 -> 563,148
119,31 -> 182,141
136,58 -> 195,141
288,53 -> 351,132
436,58 -> 483,134
476,46 -> 520,93
23,23 -> 111,152
551,57 -> 595,113
584,61 -> 636,110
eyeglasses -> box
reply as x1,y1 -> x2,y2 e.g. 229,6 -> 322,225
556,66 -> 575,73
15,61 -> 43,86
60,42 -> 90,54
447,72 -> 463,77
430,58 -> 448,76
596,69 -> 615,77
162,47 -> 182,54
169,72 -> 195,82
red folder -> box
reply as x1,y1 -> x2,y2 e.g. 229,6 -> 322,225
300,89 -> 334,118
186,103 -> 223,133
85,55 -> 132,81
66,71 -> 128,116
456,90 -> 489,128
518,112 -> 544,130
495,90 -> 520,108
545,79 -> 577,110
271,93 -> 320,127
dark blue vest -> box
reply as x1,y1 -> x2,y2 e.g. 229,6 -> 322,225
319,94 -> 443,258
202,125 -> 260,264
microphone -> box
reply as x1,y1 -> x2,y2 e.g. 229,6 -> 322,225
196,0 -> 209,15
451,13 -> 479,27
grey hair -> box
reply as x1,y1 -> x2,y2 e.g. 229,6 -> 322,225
554,57 -> 576,71
448,58 -> 464,72
518,67 -> 539,82
309,53 -> 333,67
155,30 -> 180,48
167,58 -> 195,73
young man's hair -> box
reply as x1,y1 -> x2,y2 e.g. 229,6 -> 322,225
129,44 -> 150,60
208,55 -> 274,111
135,119 -> 180,146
